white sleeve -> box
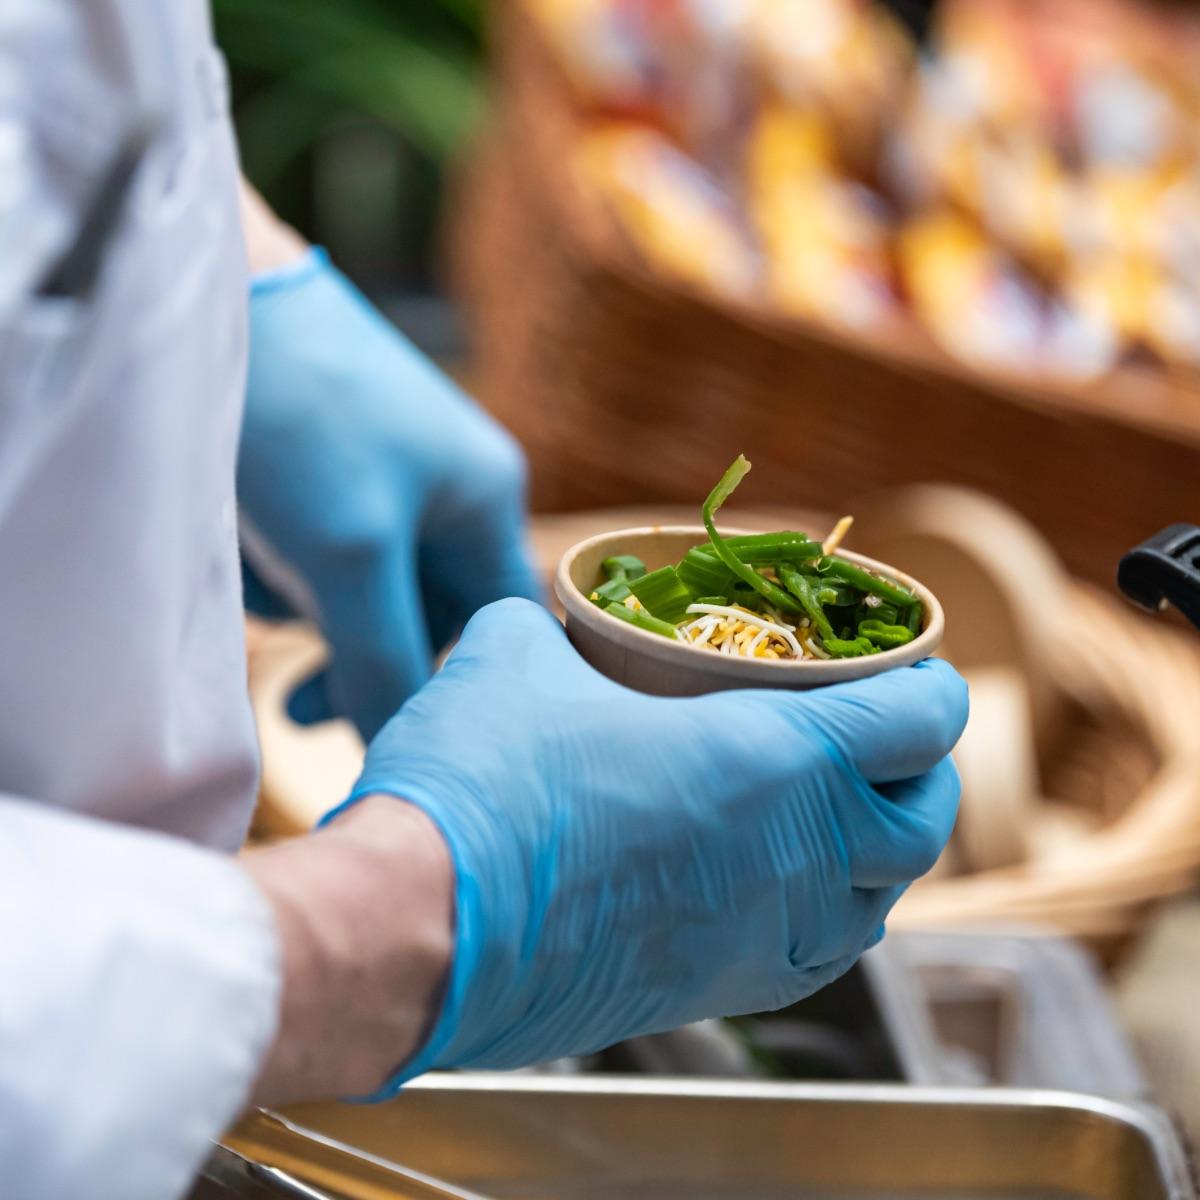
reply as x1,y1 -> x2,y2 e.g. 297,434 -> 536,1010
0,796 -> 281,1200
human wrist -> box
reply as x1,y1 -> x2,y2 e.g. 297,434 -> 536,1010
244,796 -> 454,1104
239,179 -> 310,275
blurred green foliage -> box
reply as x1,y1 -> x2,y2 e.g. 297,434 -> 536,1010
213,0 -> 486,288
213,0 -> 485,185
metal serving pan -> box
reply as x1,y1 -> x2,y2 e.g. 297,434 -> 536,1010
222,1076 -> 1196,1200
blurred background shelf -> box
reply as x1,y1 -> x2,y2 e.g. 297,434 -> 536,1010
215,0 -> 1200,587
448,0 -> 1200,589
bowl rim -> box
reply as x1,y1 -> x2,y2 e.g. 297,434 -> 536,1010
555,524 -> 945,680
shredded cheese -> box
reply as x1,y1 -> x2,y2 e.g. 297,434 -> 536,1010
683,603 -> 804,657
822,514 -> 854,556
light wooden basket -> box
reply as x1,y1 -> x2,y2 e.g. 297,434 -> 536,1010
896,580 -> 1200,952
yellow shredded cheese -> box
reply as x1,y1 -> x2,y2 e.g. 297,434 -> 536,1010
822,514 -> 854,556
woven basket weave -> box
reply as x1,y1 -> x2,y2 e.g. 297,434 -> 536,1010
897,582 -> 1200,957
449,2 -> 1200,589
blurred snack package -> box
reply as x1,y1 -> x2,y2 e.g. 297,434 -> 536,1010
899,210 -> 1119,378
890,0 -> 1200,374
748,0 -> 913,173
575,123 -> 759,298
527,0 -> 756,156
748,105 -> 896,328
527,0 -> 1200,380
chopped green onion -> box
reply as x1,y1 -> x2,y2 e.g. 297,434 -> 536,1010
817,556 -> 916,608
677,546 -> 738,599
689,533 -> 823,566
777,566 -> 834,640
628,565 -> 694,623
701,456 -> 802,615
865,601 -> 902,626
904,603 -> 924,635
815,582 -> 861,607
602,554 -> 647,582
859,619 -> 915,649
591,577 -> 632,606
603,600 -> 678,640
823,635 -> 881,658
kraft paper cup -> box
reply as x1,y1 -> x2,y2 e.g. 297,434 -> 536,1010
555,525 -> 944,696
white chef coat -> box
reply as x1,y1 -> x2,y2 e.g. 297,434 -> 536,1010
0,4 -> 280,1197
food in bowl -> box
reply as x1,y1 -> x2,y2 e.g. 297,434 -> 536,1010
588,455 -> 924,661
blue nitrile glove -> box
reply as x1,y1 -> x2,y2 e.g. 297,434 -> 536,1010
238,248 -> 541,740
327,599 -> 968,1094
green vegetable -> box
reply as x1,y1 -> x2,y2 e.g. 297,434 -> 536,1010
823,635 -> 881,658
701,456 -> 803,615
689,533 -> 823,566
859,619 -> 915,649
861,601 -> 901,627
603,601 -> 678,640
590,553 -> 649,605
628,565 -> 694,624
777,566 -> 834,640
677,547 -> 737,600
817,556 -> 916,608
590,577 -> 632,606
602,554 -> 647,582
904,603 -> 924,635
691,595 -> 732,607
814,582 -> 861,607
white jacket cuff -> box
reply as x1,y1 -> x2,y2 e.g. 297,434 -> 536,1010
0,796 -> 281,1200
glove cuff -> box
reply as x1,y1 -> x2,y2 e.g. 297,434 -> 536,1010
317,782 -> 490,1099
249,245 -> 331,297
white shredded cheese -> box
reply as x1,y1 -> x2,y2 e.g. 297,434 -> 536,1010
685,603 -> 804,657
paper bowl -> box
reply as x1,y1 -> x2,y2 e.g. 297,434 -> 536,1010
555,525 -> 944,695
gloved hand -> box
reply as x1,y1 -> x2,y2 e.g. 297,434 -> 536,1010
238,248 -> 541,740
328,599 -> 968,1095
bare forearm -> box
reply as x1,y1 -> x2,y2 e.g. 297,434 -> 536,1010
242,797 -> 454,1105
238,178 -> 309,273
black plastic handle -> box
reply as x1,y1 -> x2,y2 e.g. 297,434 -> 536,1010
1117,524 -> 1200,631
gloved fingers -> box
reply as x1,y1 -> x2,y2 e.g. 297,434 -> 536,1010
419,511 -> 544,653
787,878 -> 903,969
323,547 -> 436,742
788,657 -> 969,783
418,448 -> 544,652
784,926 -> 888,1006
843,757 -> 961,889
443,597 -> 615,698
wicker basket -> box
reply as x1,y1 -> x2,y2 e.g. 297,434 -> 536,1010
448,2 -> 1200,589
896,580 -> 1200,958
